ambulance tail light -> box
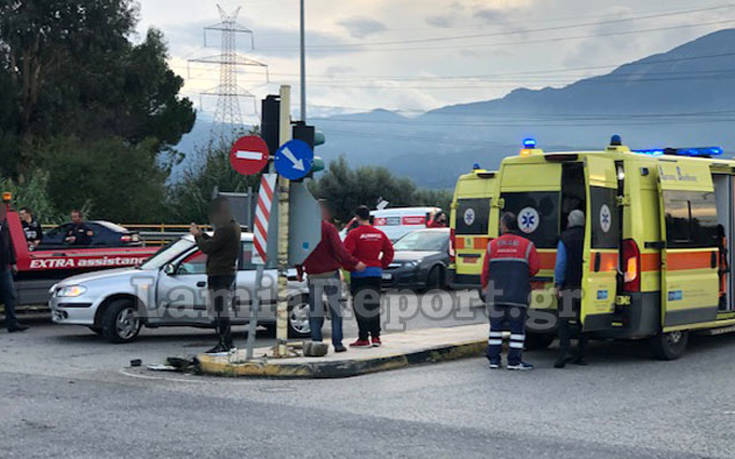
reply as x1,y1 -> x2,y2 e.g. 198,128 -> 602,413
449,228 -> 456,263
622,239 -> 640,292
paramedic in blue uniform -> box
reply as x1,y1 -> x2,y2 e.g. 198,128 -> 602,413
481,212 -> 540,371
553,209 -> 588,368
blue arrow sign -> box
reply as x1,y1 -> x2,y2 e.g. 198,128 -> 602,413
274,139 -> 314,180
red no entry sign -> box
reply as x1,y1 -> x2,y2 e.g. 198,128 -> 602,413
229,135 -> 269,176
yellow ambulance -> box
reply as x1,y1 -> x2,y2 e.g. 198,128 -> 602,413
448,166 -> 497,290
454,136 -> 735,359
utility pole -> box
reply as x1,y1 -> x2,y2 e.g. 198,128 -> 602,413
274,85 -> 292,357
300,0 -> 306,122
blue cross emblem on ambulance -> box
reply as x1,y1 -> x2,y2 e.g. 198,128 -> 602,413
518,207 -> 540,234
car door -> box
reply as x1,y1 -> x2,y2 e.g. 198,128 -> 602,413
233,241 -> 279,324
579,156 -> 619,331
657,160 -> 719,328
154,248 -> 209,324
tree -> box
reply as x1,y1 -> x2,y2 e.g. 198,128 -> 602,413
310,156 -> 452,224
0,0 -> 195,179
167,143 -> 261,224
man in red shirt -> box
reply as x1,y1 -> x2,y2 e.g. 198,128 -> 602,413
298,201 -> 366,352
344,205 -> 394,348
481,212 -> 540,370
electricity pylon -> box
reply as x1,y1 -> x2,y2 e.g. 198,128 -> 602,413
189,4 -> 269,143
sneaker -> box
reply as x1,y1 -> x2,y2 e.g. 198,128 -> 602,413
7,324 -> 29,333
489,362 -> 502,370
371,336 -> 382,347
349,339 -> 371,348
507,362 -> 534,371
334,344 -> 347,353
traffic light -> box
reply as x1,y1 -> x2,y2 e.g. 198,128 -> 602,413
292,121 -> 325,177
261,95 -> 280,155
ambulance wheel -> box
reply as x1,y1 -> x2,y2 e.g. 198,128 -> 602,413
101,299 -> 142,344
649,330 -> 689,360
525,333 -> 555,351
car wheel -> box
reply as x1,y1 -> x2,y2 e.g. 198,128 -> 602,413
649,330 -> 689,360
288,294 -> 311,339
426,266 -> 445,290
525,333 -> 555,351
260,296 -> 312,339
88,326 -> 103,336
101,299 -> 142,344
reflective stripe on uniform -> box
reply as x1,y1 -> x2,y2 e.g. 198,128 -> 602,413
509,342 -> 524,349
510,334 -> 525,341
489,331 -> 503,338
488,339 -> 503,346
489,257 -> 529,264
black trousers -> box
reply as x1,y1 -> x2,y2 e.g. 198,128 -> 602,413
208,275 -> 235,347
350,276 -> 382,341
557,290 -> 587,360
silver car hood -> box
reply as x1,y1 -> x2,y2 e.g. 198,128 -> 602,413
56,267 -> 148,286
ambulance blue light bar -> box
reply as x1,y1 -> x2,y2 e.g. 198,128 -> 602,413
633,147 -> 723,157
523,138 -> 536,148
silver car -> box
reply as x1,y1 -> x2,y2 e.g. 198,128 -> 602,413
49,233 -> 311,343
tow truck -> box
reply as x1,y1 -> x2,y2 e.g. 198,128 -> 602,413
2,193 -> 158,306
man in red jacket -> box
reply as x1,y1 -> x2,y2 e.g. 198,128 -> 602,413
298,201 -> 366,352
344,205 -> 394,348
481,212 -> 540,370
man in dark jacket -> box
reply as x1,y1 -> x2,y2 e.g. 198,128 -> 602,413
481,212 -> 539,371
554,209 -> 588,368
297,201 -> 365,353
65,210 -> 94,246
190,197 -> 241,353
1,204 -> 28,332
20,207 -> 42,249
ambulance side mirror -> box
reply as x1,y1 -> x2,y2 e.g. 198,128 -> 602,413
163,264 -> 175,276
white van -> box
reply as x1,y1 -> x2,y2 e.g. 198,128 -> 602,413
341,207 -> 442,241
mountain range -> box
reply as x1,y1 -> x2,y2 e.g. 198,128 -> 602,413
174,28 -> 735,189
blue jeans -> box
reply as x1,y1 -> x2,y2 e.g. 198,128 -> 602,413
308,272 -> 343,346
0,268 -> 19,330
487,304 -> 527,366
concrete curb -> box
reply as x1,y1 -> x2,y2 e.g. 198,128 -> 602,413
196,339 -> 487,379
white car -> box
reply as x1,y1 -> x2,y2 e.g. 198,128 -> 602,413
49,233 -> 311,343
340,206 -> 442,241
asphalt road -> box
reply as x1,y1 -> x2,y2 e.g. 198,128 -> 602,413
2,293 -> 735,458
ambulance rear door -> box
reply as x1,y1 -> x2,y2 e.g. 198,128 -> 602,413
657,160 -> 719,328
454,173 -> 495,281
580,156 -> 619,331
498,160 -> 562,303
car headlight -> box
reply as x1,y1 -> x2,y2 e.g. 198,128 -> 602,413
56,285 -> 87,297
403,260 -> 419,268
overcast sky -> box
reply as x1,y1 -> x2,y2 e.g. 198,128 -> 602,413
136,0 -> 735,119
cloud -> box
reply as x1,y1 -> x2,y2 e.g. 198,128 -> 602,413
337,16 -> 387,39
473,8 -> 507,24
426,15 -> 454,28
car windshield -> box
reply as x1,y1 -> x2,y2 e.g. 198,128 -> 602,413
393,230 -> 448,252
140,239 -> 195,269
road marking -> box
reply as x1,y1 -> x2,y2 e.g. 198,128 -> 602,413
118,368 -> 206,384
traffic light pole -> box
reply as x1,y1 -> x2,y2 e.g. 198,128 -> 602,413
274,85 -> 292,358
300,0 -> 306,122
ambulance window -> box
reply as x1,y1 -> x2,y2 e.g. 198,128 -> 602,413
590,186 -> 619,249
663,191 -> 718,248
501,192 -> 560,248
456,198 -> 490,235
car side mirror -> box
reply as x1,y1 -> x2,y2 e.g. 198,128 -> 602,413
163,264 -> 175,275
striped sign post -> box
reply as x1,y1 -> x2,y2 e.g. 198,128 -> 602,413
253,173 -> 277,265
246,173 -> 277,359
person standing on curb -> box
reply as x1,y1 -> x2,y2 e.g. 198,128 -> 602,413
190,197 -> 241,354
344,205 -> 394,348
481,212 -> 539,371
297,200 -> 366,353
1,203 -> 28,333
554,209 -> 588,368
